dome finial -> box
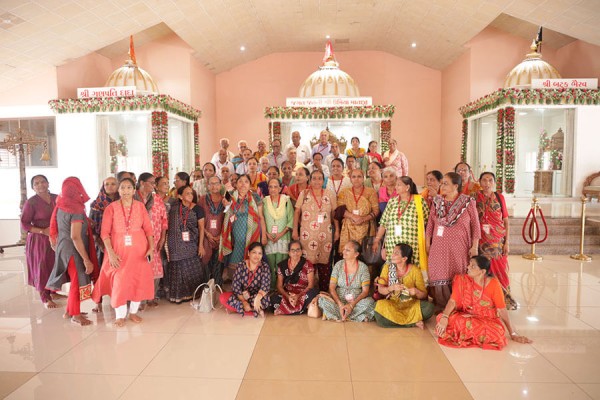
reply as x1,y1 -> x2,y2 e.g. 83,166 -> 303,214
322,40 -> 338,67
128,35 -> 137,65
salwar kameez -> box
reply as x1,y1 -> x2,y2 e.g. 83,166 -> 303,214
198,194 -> 225,284
225,261 -> 271,316
272,258 -> 318,315
263,195 -> 294,289
337,186 -> 379,253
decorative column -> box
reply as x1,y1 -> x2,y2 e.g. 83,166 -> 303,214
272,122 -> 281,145
151,111 -> 169,178
504,106 -> 516,194
380,120 -> 391,153
460,119 -> 468,163
193,122 -> 200,168
496,109 -> 505,192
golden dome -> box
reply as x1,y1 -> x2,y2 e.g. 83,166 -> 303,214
104,36 -> 159,94
299,41 -> 360,97
504,41 -> 561,88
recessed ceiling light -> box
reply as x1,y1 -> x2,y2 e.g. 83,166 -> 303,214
240,46 -> 245,51
411,42 -> 417,48
326,35 -> 330,39
519,112 -> 528,116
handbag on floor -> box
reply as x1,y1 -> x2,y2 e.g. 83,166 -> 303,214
191,278 -> 223,313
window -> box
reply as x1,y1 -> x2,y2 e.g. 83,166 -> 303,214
0,118 -> 57,168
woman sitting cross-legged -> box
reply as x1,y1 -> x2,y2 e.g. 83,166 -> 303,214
271,240 -> 319,315
374,243 -> 434,329
220,242 -> 271,317
318,240 -> 375,322
435,255 -> 532,350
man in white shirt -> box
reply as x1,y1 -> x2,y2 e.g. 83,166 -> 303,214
213,148 -> 235,179
325,141 -> 346,171
210,138 -> 236,164
286,148 -> 306,173
235,148 -> 254,175
231,140 -> 248,169
267,139 -> 286,167
311,130 -> 331,159
284,131 -> 311,164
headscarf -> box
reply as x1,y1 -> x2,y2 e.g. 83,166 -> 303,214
89,183 -> 119,236
56,177 -> 90,214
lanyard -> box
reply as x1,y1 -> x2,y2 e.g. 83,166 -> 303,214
345,261 -> 359,287
332,178 -> 343,195
352,186 -> 365,205
246,262 -> 258,288
232,194 -> 247,215
120,200 -> 133,234
397,195 -> 413,219
310,187 -> 323,210
179,203 -> 191,231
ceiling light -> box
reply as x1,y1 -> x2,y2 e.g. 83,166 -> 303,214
411,42 -> 417,48
326,35 -> 330,39
240,46 -> 245,51
526,316 -> 539,322
519,112 -> 528,116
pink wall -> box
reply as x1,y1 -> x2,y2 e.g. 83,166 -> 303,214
190,56 -> 217,165
0,67 -> 57,106
556,40 -> 600,79
56,52 -> 113,98
215,51 -> 442,184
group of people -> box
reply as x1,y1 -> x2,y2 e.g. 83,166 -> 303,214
20,133 -> 530,350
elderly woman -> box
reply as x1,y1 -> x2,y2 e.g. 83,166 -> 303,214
375,243 -> 433,328
455,162 -> 481,197
426,172 -> 480,309
365,161 -> 383,192
293,170 -> 339,292
326,158 -> 351,198
281,161 -> 295,188
220,242 -> 271,317
21,175 -> 58,308
220,174 -> 263,278
91,178 -> 154,326
337,169 -> 379,253
436,256 -> 532,350
476,172 -> 516,309
287,167 -> 309,205
318,241 -> 375,322
155,176 -> 170,210
421,170 -> 443,208
346,137 -> 368,173
272,240 -> 319,315
307,152 -> 330,178
374,176 -> 429,271
382,139 -> 408,177
260,177 -> 294,288
259,156 -> 271,175
134,173 -> 168,307
89,176 -> 119,269
48,177 -> 98,326
378,167 -> 397,214
198,176 -> 225,284
258,166 -> 283,197
192,162 -> 217,197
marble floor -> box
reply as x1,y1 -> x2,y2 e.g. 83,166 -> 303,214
0,248 -> 599,400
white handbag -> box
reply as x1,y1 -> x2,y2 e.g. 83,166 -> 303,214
191,279 -> 223,313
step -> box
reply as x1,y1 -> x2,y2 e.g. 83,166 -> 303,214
510,244 -> 600,255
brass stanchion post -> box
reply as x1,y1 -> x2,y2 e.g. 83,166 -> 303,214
570,196 -> 592,262
523,197 -> 543,261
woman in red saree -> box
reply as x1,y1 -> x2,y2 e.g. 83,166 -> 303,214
435,256 -> 531,350
476,172 -> 517,310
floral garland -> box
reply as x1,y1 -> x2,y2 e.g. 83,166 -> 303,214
49,94 -> 201,122
380,120 -> 391,153
193,122 -> 200,168
537,129 -> 549,170
495,109 -> 504,192
272,122 -> 281,146
503,107 -> 515,193
460,119 -> 468,163
459,88 -> 600,118
151,111 -> 169,178
264,105 -> 395,119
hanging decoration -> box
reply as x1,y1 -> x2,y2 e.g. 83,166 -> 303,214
380,120 -> 391,153
49,94 -> 201,122
193,122 -> 200,168
503,107 -> 516,193
495,109 -> 505,192
460,119 -> 468,163
272,122 -> 281,145
459,88 -> 600,118
264,105 -> 395,120
151,111 -> 169,178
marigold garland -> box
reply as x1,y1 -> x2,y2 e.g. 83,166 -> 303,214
151,111 -> 169,178
264,105 -> 395,119
459,88 -> 600,118
495,109 -> 505,192
503,107 -> 515,193
460,119 -> 468,163
49,94 -> 201,122
380,120 -> 391,153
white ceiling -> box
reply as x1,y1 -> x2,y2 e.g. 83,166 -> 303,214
0,0 -> 599,94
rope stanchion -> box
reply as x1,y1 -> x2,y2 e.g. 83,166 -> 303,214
570,196 -> 592,262
522,197 -> 547,261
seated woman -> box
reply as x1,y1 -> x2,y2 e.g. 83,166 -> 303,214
271,241 -> 319,315
374,243 -> 433,329
318,240 -> 375,322
435,256 -> 532,350
220,242 -> 271,317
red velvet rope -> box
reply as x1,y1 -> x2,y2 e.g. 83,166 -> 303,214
522,205 -> 548,245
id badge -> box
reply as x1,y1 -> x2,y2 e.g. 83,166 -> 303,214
317,213 -> 325,224
124,235 -> 132,247
352,209 -> 360,215
210,219 -> 217,229
436,226 -> 445,237
483,224 -> 491,235
182,231 -> 190,242
344,293 -> 355,302
271,225 -> 278,234
394,225 -> 402,236
230,215 -> 236,224
242,290 -> 250,300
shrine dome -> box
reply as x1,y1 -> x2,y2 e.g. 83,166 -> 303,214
104,36 -> 159,94
299,41 -> 360,97
504,40 -> 561,88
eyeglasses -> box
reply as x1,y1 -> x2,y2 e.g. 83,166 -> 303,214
289,248 -> 302,252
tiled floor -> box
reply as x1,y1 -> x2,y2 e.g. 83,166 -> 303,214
1,248 -> 599,399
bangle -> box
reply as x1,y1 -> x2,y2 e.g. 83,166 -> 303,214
510,331 -> 518,336
440,314 -> 449,319
374,237 -> 382,242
